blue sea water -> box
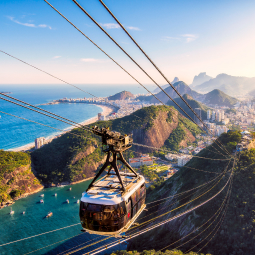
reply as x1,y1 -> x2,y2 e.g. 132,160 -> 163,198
0,84 -> 155,254
0,180 -> 123,255
0,84 -> 155,150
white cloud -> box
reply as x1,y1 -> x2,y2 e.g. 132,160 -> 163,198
181,34 -> 198,43
53,56 -> 61,59
126,26 -> 141,31
162,34 -> 198,43
101,23 -> 120,29
7,16 -> 52,29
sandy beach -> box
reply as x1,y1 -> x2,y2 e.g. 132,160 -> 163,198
10,104 -> 116,152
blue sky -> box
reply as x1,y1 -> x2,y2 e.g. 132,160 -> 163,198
1,0 -> 255,85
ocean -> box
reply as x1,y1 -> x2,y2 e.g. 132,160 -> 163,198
0,83 -> 155,254
0,84 -> 155,150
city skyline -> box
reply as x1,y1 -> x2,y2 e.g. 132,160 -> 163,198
1,0 -> 255,85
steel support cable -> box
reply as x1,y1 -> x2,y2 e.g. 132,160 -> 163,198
0,110 -> 97,143
57,236 -> 104,255
0,50 -> 131,120
75,0 -> 230,157
0,223 -> 80,247
160,174 -> 233,252
143,165 -> 228,211
72,0 -> 229,158
185,186 -> 231,254
23,233 -> 84,255
128,162 -> 230,232
180,165 -> 220,174
195,158 -> 236,253
145,166 -> 229,207
63,236 -> 112,255
65,170 -> 228,255
137,173 -> 224,223
98,0 -> 231,157
0,97 -> 94,135
174,174 -> 233,252
84,165 -> 233,255
132,142 -> 232,161
42,1 -> 164,108
0,95 -> 229,162
0,93 -> 92,132
42,0 -> 228,158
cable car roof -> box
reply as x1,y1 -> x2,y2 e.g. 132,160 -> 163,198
81,172 -> 145,205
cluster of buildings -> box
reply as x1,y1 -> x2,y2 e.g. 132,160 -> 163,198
129,154 -> 153,168
226,100 -> 255,129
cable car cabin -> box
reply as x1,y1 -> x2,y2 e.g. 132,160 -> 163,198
80,172 -> 146,236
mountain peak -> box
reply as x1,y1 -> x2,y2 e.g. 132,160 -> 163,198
190,72 -> 212,88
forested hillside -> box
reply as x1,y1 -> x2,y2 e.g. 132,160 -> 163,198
127,131 -> 255,255
31,105 -> 201,185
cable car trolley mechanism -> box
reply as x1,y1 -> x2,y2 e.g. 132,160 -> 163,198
79,126 -> 146,237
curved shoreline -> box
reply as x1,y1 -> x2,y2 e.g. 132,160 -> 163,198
9,104 -> 115,152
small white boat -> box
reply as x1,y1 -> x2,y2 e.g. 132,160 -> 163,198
40,199 -> 44,203
22,211 -> 25,214
76,199 -> 80,203
40,194 -> 44,197
69,187 -> 72,191
66,199 -> 69,204
10,207 -> 14,215
54,193 -> 57,196
46,211 -> 53,218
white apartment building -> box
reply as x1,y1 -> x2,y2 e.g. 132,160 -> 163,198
35,137 -> 45,149
178,156 -> 192,167
207,110 -> 211,120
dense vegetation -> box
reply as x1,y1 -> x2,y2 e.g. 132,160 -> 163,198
0,150 -> 32,203
31,105 -> 200,184
31,128 -> 104,184
128,131 -> 249,254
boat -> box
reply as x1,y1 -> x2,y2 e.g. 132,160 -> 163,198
80,127 -> 146,237
66,199 -> 69,203
10,207 -> 14,215
40,194 -> 44,197
76,199 -> 80,203
40,199 -> 44,203
69,187 -> 72,191
46,211 -> 53,218
22,211 -> 25,214
54,193 -> 57,196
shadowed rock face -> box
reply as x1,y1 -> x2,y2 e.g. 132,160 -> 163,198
132,107 -> 196,153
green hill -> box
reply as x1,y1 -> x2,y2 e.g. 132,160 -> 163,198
108,90 -> 135,100
138,81 -> 201,104
31,105 -> 201,185
128,131 -> 255,254
0,150 -> 42,206
203,89 -> 238,107
167,94 -> 210,121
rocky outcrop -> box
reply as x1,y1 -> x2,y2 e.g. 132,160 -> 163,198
0,164 -> 43,208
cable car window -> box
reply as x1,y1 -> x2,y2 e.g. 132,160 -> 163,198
137,188 -> 141,198
131,192 -> 137,205
87,204 -> 102,212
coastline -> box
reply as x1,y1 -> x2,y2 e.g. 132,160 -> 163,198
9,104 -> 115,152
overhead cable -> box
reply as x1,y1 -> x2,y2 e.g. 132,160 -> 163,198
71,0 -> 230,156
98,0 -> 231,156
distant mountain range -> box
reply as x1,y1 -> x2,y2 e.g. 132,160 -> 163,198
138,81 -> 238,107
190,72 -> 212,88
153,77 -> 179,93
191,73 -> 255,96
